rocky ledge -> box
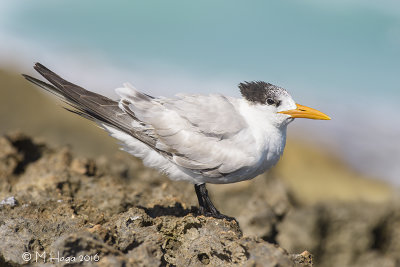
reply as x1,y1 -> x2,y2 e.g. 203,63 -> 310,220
0,132 -> 311,267
1,132 -> 400,267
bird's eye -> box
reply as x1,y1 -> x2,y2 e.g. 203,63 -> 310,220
266,98 -> 275,105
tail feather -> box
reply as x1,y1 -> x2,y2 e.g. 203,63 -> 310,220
23,63 -> 132,134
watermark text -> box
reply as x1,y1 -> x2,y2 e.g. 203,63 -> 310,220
22,251 -> 100,263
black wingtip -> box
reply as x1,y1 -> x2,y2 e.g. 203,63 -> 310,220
22,73 -> 36,82
33,62 -> 51,74
31,62 -> 72,89
21,63 -> 51,81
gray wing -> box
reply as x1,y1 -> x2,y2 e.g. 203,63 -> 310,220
159,94 -> 246,138
22,63 -> 161,153
116,86 -> 255,178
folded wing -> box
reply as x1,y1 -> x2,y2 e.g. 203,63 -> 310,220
117,85 -> 255,178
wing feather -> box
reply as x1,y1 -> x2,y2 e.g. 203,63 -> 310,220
116,86 -> 254,178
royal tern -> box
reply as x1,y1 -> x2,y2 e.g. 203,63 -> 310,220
23,63 -> 330,220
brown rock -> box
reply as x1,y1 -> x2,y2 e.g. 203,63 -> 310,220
0,133 -> 311,267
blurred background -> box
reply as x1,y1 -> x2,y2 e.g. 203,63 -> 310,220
0,1 -> 399,199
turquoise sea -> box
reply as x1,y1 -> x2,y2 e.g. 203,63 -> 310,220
0,1 -> 399,184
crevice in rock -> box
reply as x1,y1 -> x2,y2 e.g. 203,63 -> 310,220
103,231 -> 116,246
141,203 -> 192,218
211,250 -> 232,262
183,222 -> 202,234
7,135 -> 44,175
262,213 -> 286,245
122,240 -> 143,253
262,223 -> 279,244
197,253 -> 210,265
371,216 -> 390,252
240,244 -> 250,260
0,254 -> 14,267
160,245 -> 176,267
313,206 -> 329,264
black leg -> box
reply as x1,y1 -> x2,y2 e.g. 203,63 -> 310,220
194,183 -> 207,215
194,184 -> 235,221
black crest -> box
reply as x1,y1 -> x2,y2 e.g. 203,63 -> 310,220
239,81 -> 286,104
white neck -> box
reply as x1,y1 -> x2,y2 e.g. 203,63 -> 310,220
236,98 -> 289,174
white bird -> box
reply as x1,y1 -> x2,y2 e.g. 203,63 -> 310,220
23,63 -> 330,220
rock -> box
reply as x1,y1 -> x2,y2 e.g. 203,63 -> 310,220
290,251 -> 313,267
277,207 -> 321,254
4,132 -> 400,267
70,158 -> 96,176
234,174 -> 292,242
278,202 -> 400,267
0,133 -> 309,266
0,196 -> 18,207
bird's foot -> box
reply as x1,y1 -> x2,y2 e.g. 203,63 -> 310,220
203,212 -> 236,222
194,183 -> 238,223
197,207 -> 236,222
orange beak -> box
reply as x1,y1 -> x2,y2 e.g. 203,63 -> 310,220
279,103 -> 331,120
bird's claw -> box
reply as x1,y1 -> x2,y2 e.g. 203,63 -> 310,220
197,208 -> 237,222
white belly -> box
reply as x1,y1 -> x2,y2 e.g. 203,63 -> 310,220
200,127 -> 287,184
102,119 -> 287,185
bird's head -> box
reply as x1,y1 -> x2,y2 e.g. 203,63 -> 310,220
239,81 -> 330,127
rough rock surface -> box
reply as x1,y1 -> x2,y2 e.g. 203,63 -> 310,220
1,132 -> 400,266
0,133 -> 310,266
277,203 -> 400,267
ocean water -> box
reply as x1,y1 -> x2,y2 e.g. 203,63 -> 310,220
0,1 -> 399,184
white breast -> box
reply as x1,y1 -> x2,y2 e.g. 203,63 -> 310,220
208,99 -> 287,184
